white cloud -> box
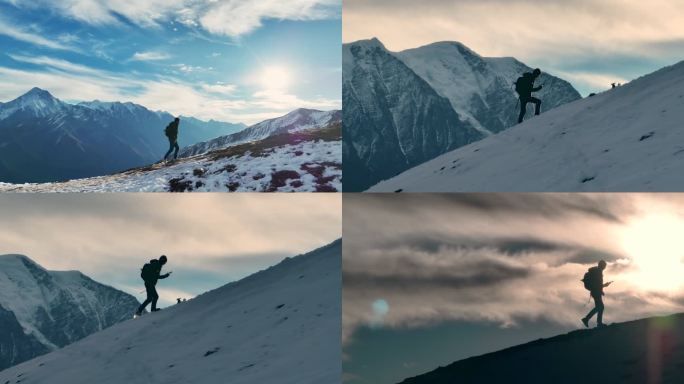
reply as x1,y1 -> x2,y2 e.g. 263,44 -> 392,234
16,0 -> 340,37
551,70 -> 630,92
130,51 -> 171,62
201,83 -> 237,95
199,0 -> 340,37
0,17 -> 76,51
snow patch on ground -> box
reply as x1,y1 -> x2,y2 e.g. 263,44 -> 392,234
0,125 -> 342,192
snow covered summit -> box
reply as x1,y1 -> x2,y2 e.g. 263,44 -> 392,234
0,240 -> 342,384
0,87 -> 65,119
370,60 -> 684,192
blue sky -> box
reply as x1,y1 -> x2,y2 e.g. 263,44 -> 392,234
0,194 -> 342,308
344,0 -> 684,96
0,0 -> 341,124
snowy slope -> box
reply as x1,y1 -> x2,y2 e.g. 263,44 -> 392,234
180,109 -> 341,157
370,60 -> 684,192
0,255 -> 139,370
399,312 -> 684,384
0,122 -> 341,192
0,88 -> 243,183
0,240 -> 342,384
397,42 -> 580,134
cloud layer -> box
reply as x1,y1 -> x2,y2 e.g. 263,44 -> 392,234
343,194 -> 684,343
10,0 -> 340,38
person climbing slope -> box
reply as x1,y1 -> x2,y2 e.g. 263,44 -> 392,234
515,68 -> 543,123
135,255 -> 172,316
581,260 -> 612,328
163,117 -> 181,161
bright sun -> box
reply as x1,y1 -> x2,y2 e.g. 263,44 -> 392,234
259,66 -> 292,90
620,213 -> 684,292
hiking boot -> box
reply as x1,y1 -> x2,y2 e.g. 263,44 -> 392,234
581,317 -> 589,328
151,308 -> 162,312
596,323 -> 607,328
134,310 -> 142,317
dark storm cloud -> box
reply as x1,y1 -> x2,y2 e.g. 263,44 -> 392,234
344,256 -> 530,291
353,193 -> 629,223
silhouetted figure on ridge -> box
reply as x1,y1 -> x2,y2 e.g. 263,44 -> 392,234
581,260 -> 612,328
164,117 -> 181,161
515,68 -> 543,124
136,255 -> 172,316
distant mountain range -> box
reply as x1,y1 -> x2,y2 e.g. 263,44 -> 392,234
0,88 -> 245,183
0,254 -> 139,370
179,108 -> 341,157
343,38 -> 581,191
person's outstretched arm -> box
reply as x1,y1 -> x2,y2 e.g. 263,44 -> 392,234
532,85 -> 542,92
159,271 -> 172,279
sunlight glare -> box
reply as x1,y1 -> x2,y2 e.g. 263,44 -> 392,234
259,66 -> 292,90
620,213 -> 684,292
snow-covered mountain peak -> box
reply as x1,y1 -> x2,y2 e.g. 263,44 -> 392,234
354,37 -> 386,50
1,88 -> 66,118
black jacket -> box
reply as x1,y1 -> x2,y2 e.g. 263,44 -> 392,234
517,73 -> 541,99
145,259 -> 169,285
165,120 -> 179,140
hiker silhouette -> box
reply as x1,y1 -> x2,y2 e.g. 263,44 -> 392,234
164,117 -> 180,161
136,255 -> 172,315
581,260 -> 612,328
515,68 -> 543,123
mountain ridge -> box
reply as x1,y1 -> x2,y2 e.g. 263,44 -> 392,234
398,311 -> 684,384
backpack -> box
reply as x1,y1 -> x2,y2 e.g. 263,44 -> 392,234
164,123 -> 172,137
140,260 -> 157,281
581,267 -> 599,291
514,75 -> 528,96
